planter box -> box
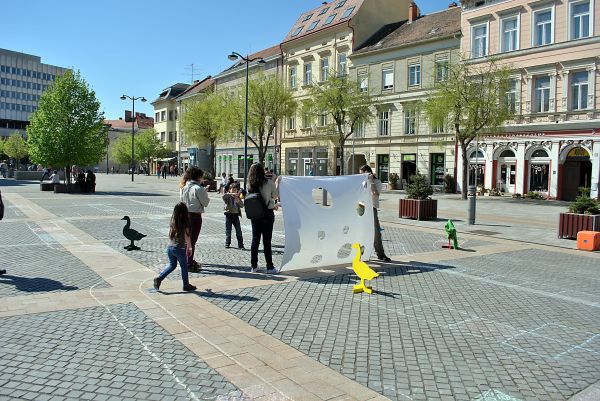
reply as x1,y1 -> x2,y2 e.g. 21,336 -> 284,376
40,183 -> 54,191
399,198 -> 438,221
558,213 -> 600,239
53,184 -> 83,194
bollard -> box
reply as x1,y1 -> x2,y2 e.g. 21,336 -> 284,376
467,185 -> 476,225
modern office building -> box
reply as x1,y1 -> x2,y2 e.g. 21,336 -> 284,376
0,48 -> 69,138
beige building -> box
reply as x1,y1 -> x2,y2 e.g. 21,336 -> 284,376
213,45 -> 283,178
280,0 -> 412,176
152,82 -> 189,170
458,0 -> 600,199
349,4 -> 461,187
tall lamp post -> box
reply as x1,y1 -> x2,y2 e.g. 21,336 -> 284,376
227,52 -> 265,189
120,94 -> 147,182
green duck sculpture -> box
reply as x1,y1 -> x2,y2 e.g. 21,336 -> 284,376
121,216 -> 146,251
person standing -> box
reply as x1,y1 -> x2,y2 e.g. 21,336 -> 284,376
222,182 -> 244,249
153,202 -> 196,292
359,165 -> 391,262
247,163 -> 279,273
162,164 -> 168,179
180,166 -> 210,271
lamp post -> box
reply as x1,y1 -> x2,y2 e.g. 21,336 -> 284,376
120,95 -> 147,182
227,52 -> 265,189
105,136 -> 109,175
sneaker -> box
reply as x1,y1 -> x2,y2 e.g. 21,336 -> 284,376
238,246 -> 245,250
377,256 -> 392,262
183,284 -> 197,292
153,277 -> 161,290
266,267 -> 280,274
251,267 -> 259,273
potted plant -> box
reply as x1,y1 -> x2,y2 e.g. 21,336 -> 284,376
444,174 -> 456,194
399,173 -> 437,220
388,173 -> 399,190
559,187 -> 600,239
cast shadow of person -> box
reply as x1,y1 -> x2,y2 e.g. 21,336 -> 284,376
0,274 -> 78,293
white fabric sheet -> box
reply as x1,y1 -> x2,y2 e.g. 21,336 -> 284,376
279,174 -> 374,271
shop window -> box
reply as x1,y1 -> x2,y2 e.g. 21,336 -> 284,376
530,164 -> 549,191
430,153 -> 445,185
377,154 -> 389,183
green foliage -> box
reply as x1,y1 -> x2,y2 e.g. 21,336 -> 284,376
569,188 -> 600,214
525,191 -> 545,200
26,70 -> 107,181
425,59 -> 513,199
308,74 -> 374,175
444,174 -> 456,194
3,134 -> 28,168
111,135 -> 133,165
110,129 -> 166,169
203,171 -> 214,181
406,173 -> 433,200
388,173 -> 399,185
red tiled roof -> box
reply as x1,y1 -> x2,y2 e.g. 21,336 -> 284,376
105,116 -> 154,130
176,76 -> 215,99
282,0 -> 364,43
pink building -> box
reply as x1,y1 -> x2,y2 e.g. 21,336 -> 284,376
458,0 -> 599,200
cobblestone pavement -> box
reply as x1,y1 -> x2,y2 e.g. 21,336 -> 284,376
0,303 -> 244,400
1,176 -> 599,401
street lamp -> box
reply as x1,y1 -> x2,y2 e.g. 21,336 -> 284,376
227,52 -> 265,189
120,94 -> 147,182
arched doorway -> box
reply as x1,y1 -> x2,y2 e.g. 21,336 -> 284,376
496,149 -> 516,193
468,149 -> 485,187
561,147 -> 592,201
347,154 -> 367,175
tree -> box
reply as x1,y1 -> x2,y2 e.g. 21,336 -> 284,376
27,70 -> 107,183
425,59 -> 513,199
181,91 -> 231,176
136,129 -> 169,174
3,134 -> 28,169
111,135 -> 133,166
242,75 -> 296,165
308,73 -> 374,175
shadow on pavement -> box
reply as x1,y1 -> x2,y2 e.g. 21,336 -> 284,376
0,179 -> 31,187
195,264 -> 288,282
0,274 -> 78,293
93,191 -> 170,197
162,288 -> 258,301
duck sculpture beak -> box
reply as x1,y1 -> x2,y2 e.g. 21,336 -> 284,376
121,216 -> 127,220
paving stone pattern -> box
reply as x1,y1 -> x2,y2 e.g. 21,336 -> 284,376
0,222 -> 109,297
0,197 -> 26,219
0,303 -> 244,401
207,261 -> 600,401
28,196 -> 177,218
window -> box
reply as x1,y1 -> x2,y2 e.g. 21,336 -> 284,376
168,132 -> 173,142
174,110 -> 178,120
292,26 -> 304,37
432,123 -> 444,133
155,112 -> 159,122
435,60 -> 449,82
302,13 -> 313,22
570,1 -> 591,39
359,75 -> 368,93
168,110 -> 174,121
341,6 -> 355,19
319,7 -> 329,15
318,111 -> 328,127
378,110 -> 390,136
335,0 -> 346,8
534,76 -> 551,113
430,154 -> 445,185
303,113 -> 312,129
288,115 -> 296,130
337,53 -> 347,76
303,63 -> 312,85
571,71 -> 588,110
505,79 -> 518,113
472,23 -> 488,58
307,20 -> 319,32
324,14 -> 337,25
320,58 -> 329,81
161,110 -> 166,121
404,108 -> 416,134
289,66 -> 297,88
408,64 -> 421,86
354,121 -> 365,138
533,8 -> 553,46
160,132 -> 165,141
382,69 -> 394,90
501,16 -> 519,52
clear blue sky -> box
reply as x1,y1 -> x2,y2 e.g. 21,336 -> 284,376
3,0 -> 447,120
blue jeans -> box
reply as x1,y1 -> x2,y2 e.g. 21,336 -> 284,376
225,213 -> 244,247
158,246 -> 189,287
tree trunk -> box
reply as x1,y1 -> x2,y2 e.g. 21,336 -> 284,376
460,141 -> 468,200
209,141 -> 216,177
339,138 -> 345,176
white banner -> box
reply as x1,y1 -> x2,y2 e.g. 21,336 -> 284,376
279,174 -> 374,271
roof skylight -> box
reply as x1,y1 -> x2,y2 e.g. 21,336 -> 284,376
307,20 -> 320,31
335,0 -> 346,9
302,13 -> 314,22
292,26 -> 304,36
318,7 -> 330,15
323,13 -> 337,25
340,6 -> 355,19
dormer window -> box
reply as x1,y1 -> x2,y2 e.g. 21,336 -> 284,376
302,13 -> 313,22
341,6 -> 355,19
307,20 -> 320,32
324,13 -> 337,25
335,0 -> 346,9
292,26 -> 304,37
319,7 -> 329,15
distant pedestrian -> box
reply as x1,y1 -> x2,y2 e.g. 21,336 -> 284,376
359,165 -> 391,262
50,170 -> 60,184
156,165 -> 161,179
247,163 -> 279,273
40,167 -> 50,182
111,166 -> 115,174
153,202 -> 196,292
180,166 -> 210,272
222,182 -> 244,249
218,173 -> 227,194
162,164 -> 167,179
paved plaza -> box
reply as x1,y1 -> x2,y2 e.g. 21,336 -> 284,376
0,174 -> 599,401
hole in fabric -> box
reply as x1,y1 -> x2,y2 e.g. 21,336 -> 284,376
337,243 -> 352,259
356,202 -> 365,216
311,187 -> 333,207
311,255 -> 323,264
318,231 -> 326,240
343,226 -> 350,234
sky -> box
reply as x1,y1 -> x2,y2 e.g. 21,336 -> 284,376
2,0 -> 447,120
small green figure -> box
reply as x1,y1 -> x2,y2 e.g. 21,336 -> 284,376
444,219 -> 459,250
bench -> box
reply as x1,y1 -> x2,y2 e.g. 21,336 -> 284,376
40,183 -> 54,191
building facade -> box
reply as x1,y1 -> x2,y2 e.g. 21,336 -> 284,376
213,45 -> 283,178
280,0 -> 412,176
103,112 -> 154,173
458,0 -> 600,199
0,48 -> 68,138
349,4 -> 461,186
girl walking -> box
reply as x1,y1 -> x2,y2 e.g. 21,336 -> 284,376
154,202 -> 197,292
180,166 -> 210,271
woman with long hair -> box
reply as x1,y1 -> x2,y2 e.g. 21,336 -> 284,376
247,163 -> 279,273
154,202 -> 196,291
180,166 -> 210,271
359,165 -> 391,262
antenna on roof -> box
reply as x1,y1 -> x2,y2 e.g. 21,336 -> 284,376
183,63 -> 202,84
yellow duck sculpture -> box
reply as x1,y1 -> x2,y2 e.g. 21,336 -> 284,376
352,242 -> 379,294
